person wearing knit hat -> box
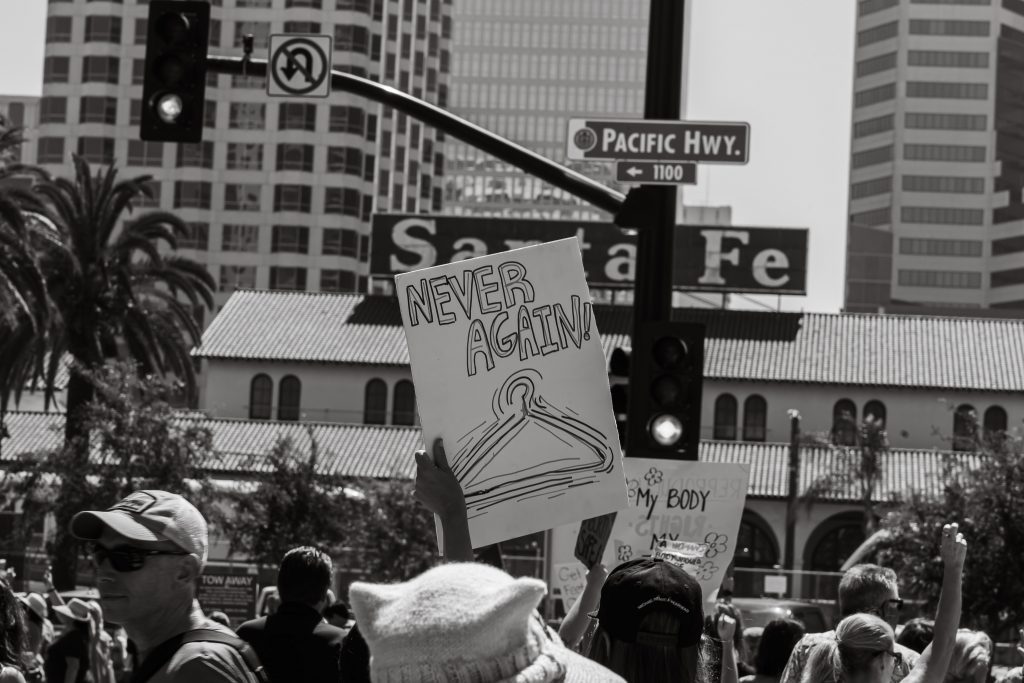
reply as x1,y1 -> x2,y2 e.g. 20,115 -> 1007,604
349,562 -> 624,683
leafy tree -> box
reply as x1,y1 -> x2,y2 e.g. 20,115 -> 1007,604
0,156 -> 215,587
353,477 -> 438,582
1,362 -> 215,584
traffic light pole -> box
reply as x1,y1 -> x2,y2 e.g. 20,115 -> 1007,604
205,57 -> 626,216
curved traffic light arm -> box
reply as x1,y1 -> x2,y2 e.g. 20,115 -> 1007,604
206,56 -> 627,216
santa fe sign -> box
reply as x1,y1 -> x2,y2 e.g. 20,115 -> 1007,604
566,118 -> 750,165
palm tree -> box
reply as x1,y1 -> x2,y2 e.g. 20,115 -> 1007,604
0,154 -> 215,587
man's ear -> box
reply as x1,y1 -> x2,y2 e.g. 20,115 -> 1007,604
176,555 -> 202,586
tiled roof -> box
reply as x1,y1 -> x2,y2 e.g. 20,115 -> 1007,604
193,291 -> 1024,393
0,411 -> 969,502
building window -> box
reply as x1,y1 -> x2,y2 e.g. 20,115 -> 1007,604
276,143 -> 315,172
324,188 -> 362,216
850,207 -> 891,227
129,99 -> 142,126
832,399 -> 858,446
983,406 -> 1007,442
249,374 -> 273,420
224,184 -> 261,211
898,269 -> 982,288
321,228 -> 358,256
857,21 -> 897,47
326,146 -> 363,174
43,56 -> 70,83
320,269 -> 356,292
269,267 -> 307,291
204,101 -> 217,128
219,265 -> 257,292
856,51 -> 897,77
278,103 -> 317,131
904,144 -> 986,162
907,81 -> 988,100
909,19 -> 989,36
335,25 -> 369,52
742,395 -> 767,442
37,138 -> 65,164
178,222 -> 209,250
854,83 -> 896,108
898,238 -> 982,257
273,185 -> 312,212
953,404 -> 977,451
284,20 -> 321,32
732,511 -> 781,596
79,96 -> 118,124
40,97 -> 67,124
806,512 -> 866,575
222,224 -> 259,252
901,206 -> 984,226
902,175 -> 984,194
132,58 -> 145,85
229,103 -> 266,129
46,16 -> 73,42
127,140 -> 164,167
85,15 -> 122,42
364,379 -> 387,424
850,176 -> 892,199
271,225 -> 309,253
234,21 -> 271,49
852,114 -> 894,139
863,400 -> 886,426
908,50 -> 989,68
904,113 -> 987,131
231,74 -> 264,89
851,145 -> 893,169
82,56 -> 120,84
173,181 -> 212,209
392,380 -> 416,425
278,375 -> 301,420
226,143 -> 263,170
176,141 -> 215,168
329,105 -> 365,133
77,137 -> 115,165
713,394 -> 738,441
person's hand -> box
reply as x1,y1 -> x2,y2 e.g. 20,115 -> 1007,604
585,563 -> 608,587
939,522 -> 967,570
43,565 -> 55,592
1016,627 -> 1023,660
717,614 -> 737,642
414,438 -> 465,520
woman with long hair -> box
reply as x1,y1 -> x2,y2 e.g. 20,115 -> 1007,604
800,523 -> 967,683
0,578 -> 27,683
742,618 -> 806,683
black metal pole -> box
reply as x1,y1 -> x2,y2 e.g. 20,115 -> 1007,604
206,57 -> 626,216
785,410 -> 801,570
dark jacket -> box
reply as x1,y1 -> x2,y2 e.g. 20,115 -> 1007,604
236,601 -> 346,683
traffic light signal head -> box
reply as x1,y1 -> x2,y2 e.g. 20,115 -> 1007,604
609,346 -> 631,448
627,322 -> 705,459
141,1 -> 210,143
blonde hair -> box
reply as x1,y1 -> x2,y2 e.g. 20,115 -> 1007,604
800,614 -> 894,683
945,629 -> 992,682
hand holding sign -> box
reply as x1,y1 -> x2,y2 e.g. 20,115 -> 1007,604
414,439 -> 472,561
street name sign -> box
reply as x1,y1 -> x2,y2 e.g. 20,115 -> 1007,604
567,118 -> 750,164
616,161 -> 697,185
267,34 -> 332,98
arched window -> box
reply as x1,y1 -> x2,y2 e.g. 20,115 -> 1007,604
732,510 -> 780,597
804,511 -> 866,601
832,399 -> 858,446
392,380 -> 416,426
364,379 -> 388,424
983,406 -> 1007,443
249,374 -> 273,420
278,375 -> 301,421
953,404 -> 976,452
742,395 -> 767,442
863,400 -> 886,427
713,394 -> 738,440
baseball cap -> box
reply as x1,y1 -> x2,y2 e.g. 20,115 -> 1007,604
69,490 -> 208,565
593,558 -> 704,647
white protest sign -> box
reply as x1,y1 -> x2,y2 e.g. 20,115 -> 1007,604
396,237 -> 629,548
550,562 -> 587,608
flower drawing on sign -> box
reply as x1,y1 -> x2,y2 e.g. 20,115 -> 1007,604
644,467 -> 663,487
626,478 -> 640,500
703,532 -> 729,559
697,561 -> 718,581
617,544 -> 633,562
450,369 -> 617,517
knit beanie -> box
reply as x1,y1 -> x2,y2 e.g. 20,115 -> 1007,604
349,562 -> 625,683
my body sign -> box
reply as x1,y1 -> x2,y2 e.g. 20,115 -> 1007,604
372,214 -> 808,295
396,237 -> 628,549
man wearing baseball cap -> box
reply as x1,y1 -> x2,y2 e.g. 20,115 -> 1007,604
70,490 -> 262,683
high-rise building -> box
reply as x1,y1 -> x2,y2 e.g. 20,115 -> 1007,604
37,0 -> 450,313
0,96 -> 39,167
845,0 -> 1024,315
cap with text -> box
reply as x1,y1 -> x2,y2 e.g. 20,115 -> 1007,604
70,490 -> 208,565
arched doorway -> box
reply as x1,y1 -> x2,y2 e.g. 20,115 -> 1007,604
803,511 -> 865,601
732,509 -> 780,597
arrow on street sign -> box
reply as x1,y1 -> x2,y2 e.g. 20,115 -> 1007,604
268,34 -> 332,98
616,161 -> 697,185
567,118 -> 750,164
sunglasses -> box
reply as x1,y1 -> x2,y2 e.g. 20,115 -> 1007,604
89,543 -> 189,573
882,649 -> 904,668
880,598 -> 905,615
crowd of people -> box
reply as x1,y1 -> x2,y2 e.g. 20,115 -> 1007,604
0,438 -> 1018,682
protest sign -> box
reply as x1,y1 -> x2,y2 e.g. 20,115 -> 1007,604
575,512 -> 617,569
396,237 -> 629,548
550,562 -> 587,609
197,566 -> 259,625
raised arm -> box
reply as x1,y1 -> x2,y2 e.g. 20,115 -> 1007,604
904,522 -> 967,683
413,438 -> 473,562
558,563 -> 608,649
717,614 -> 739,683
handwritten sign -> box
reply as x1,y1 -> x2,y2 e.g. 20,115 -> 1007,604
396,237 -> 628,548
197,567 -> 259,625
550,563 -> 587,608
575,512 -> 617,569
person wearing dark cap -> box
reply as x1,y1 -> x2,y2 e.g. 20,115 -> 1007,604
69,490 -> 262,683
587,557 -> 738,683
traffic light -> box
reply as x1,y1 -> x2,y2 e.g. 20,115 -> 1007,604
608,346 -> 630,448
140,0 -> 210,143
626,322 -> 705,460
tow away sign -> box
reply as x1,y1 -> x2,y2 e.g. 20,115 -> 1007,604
567,118 -> 750,164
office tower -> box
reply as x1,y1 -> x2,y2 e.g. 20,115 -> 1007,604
37,0 -> 450,313
845,0 -> 1024,314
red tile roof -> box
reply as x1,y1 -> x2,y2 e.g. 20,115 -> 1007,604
193,291 -> 1024,393
0,411 -> 970,502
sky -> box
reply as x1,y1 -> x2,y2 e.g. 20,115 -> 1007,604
0,0 -> 856,313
